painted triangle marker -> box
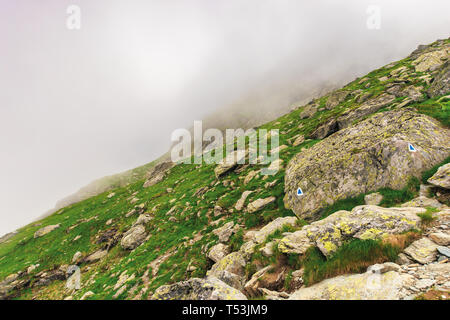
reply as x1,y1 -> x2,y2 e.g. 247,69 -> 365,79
297,187 -> 304,196
408,143 -> 416,152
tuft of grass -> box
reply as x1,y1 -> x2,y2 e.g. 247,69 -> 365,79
320,194 -> 365,219
417,207 -> 438,225
301,238 -> 409,286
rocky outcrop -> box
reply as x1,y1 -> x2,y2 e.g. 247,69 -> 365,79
152,277 -> 247,300
213,222 -> 240,243
34,224 -> 60,238
400,196 -> 445,208
235,191 -> 253,211
208,243 -> 230,263
428,163 -> 450,189
279,205 -> 423,257
284,109 -> 450,220
428,61 -> 449,98
289,265 -> 412,300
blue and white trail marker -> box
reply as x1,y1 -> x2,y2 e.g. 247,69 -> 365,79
297,187 -> 304,196
408,143 -> 416,152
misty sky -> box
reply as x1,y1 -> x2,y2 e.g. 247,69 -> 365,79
0,0 -> 449,236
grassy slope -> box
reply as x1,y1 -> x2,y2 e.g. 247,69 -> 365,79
0,39 -> 449,300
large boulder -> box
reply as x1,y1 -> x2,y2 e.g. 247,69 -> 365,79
278,205 -> 423,257
120,225 -> 147,250
288,269 -> 413,300
34,224 -> 60,238
412,46 -> 449,72
152,277 -> 247,300
284,110 -> 450,220
427,163 -> 450,189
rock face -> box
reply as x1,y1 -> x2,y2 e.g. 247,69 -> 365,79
427,163 -> 450,189
284,110 -> 450,220
279,205 -> 423,257
34,224 -> 60,238
289,269 -> 412,300
247,196 -> 276,213
120,225 -> 147,250
152,277 -> 247,300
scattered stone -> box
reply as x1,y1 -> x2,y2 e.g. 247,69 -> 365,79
279,205 -> 422,257
214,151 -> 246,178
404,238 -> 439,264
292,135 -> 305,147
235,191 -> 253,211
72,251 -> 83,264
429,233 -> 450,246
437,246 -> 450,258
120,225 -> 147,250
401,196 -> 444,209
364,193 -> 383,205
34,224 -> 60,238
80,291 -> 94,300
85,250 -> 108,263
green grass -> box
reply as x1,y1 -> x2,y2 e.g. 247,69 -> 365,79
301,239 -> 404,286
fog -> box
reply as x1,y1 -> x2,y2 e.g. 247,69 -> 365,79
0,0 -> 449,236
